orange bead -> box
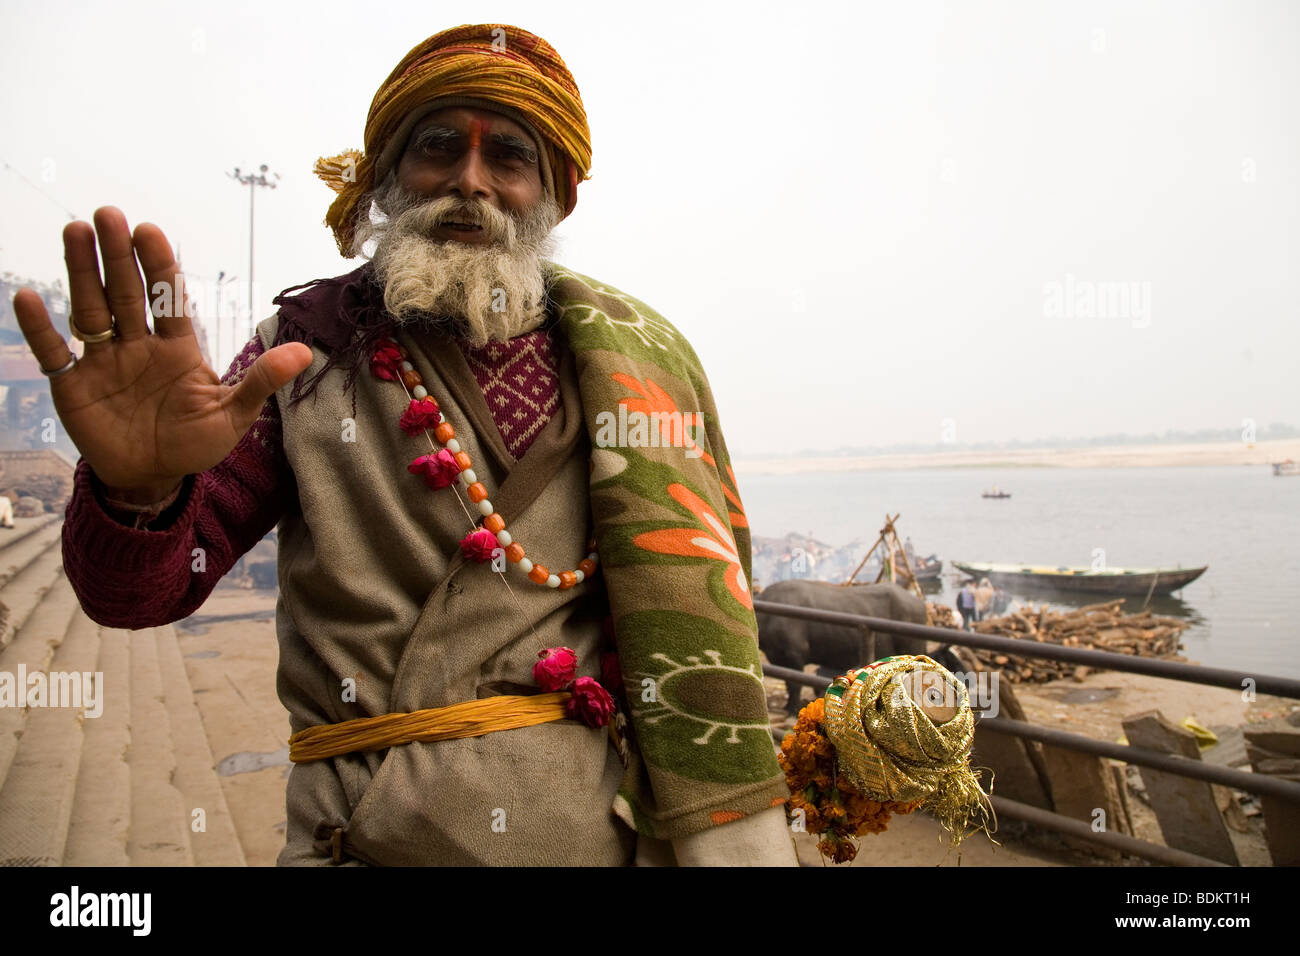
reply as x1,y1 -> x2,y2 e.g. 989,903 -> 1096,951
578,559 -> 596,577
483,513 -> 505,534
467,482 -> 488,503
454,452 -> 473,472
401,369 -> 422,390
558,571 -> 577,590
528,564 -> 549,584
434,423 -> 455,444
505,543 -> 525,563
396,344 -> 409,358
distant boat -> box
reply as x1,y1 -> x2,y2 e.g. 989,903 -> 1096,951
981,489 -> 1012,499
1273,460 -> 1299,477
953,561 -> 1207,597
911,555 -> 944,581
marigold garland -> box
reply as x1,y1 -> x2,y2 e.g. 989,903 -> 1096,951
778,698 -> 923,864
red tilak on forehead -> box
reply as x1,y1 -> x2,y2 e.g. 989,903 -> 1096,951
466,117 -> 486,149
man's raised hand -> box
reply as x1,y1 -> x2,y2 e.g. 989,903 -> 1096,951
12,206 -> 312,498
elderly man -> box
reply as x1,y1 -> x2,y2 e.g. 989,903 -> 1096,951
14,24 -> 796,866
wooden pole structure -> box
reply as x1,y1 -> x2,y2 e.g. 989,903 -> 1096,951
844,513 -> 933,624
872,514 -> 927,605
844,521 -> 890,586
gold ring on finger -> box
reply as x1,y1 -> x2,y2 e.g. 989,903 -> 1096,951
70,315 -> 117,344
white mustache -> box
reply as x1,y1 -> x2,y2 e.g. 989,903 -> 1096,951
395,196 -> 517,246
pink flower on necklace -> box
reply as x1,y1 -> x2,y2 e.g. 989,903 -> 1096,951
399,396 -> 442,436
370,341 -> 404,381
566,676 -> 615,728
460,527 -> 500,563
408,449 -> 461,489
533,646 -> 578,691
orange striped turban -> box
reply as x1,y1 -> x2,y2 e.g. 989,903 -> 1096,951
314,24 -> 592,256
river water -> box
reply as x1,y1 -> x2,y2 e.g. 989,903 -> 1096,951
736,465 -> 1299,681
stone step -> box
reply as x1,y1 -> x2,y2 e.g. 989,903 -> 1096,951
0,573 -> 80,793
0,520 -> 67,652
0,514 -> 60,560
63,623 -> 133,866
126,627 -> 194,866
0,602 -> 101,866
0,519 -> 64,592
154,624 -> 246,866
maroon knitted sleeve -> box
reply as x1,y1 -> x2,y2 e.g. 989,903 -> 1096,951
61,335 -> 294,628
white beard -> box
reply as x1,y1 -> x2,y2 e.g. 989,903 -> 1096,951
365,182 -> 561,346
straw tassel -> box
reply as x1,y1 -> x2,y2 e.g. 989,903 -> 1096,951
314,150 -> 365,193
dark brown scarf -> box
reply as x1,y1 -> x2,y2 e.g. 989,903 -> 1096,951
269,262 -> 395,414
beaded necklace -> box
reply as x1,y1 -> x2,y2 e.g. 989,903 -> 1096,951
369,335 -> 599,589
368,332 -> 625,745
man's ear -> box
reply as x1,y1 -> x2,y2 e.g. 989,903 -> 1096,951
562,161 -> 579,219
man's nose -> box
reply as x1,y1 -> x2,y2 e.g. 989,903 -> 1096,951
445,147 -> 491,201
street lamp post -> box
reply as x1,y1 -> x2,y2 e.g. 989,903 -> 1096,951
227,163 -> 279,344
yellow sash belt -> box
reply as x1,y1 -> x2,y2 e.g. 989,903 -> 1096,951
288,692 -> 571,763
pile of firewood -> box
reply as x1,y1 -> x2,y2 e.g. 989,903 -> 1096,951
926,602 -> 962,630
964,599 -> 1188,683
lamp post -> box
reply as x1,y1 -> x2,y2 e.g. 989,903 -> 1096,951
227,163 -> 279,344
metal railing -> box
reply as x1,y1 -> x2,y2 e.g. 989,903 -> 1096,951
755,598 -> 1300,866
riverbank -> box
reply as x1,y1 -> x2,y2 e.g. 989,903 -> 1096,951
735,438 -> 1300,477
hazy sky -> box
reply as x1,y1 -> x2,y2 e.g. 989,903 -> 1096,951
2,0 -> 1296,458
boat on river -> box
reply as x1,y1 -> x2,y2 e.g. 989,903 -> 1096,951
911,554 -> 944,581
952,561 -> 1207,597
1273,459 -> 1299,477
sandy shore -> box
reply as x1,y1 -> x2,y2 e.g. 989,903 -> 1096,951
734,438 -> 1300,477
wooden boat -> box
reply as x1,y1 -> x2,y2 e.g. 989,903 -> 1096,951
982,486 -> 1011,498
911,555 -> 943,581
952,561 -> 1207,597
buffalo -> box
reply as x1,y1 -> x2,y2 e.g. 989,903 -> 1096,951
756,580 -> 933,715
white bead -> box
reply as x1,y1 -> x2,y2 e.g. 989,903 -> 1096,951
445,438 -> 460,453
460,469 -> 477,485
573,569 -> 584,583
496,530 -> 512,547
413,385 -> 428,399
546,574 -> 560,588
400,360 -> 414,372
478,499 -> 494,516
518,558 -> 533,573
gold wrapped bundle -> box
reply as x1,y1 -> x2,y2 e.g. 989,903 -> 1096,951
779,654 -> 995,864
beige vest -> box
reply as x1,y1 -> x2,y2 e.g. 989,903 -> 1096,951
257,313 -> 636,866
